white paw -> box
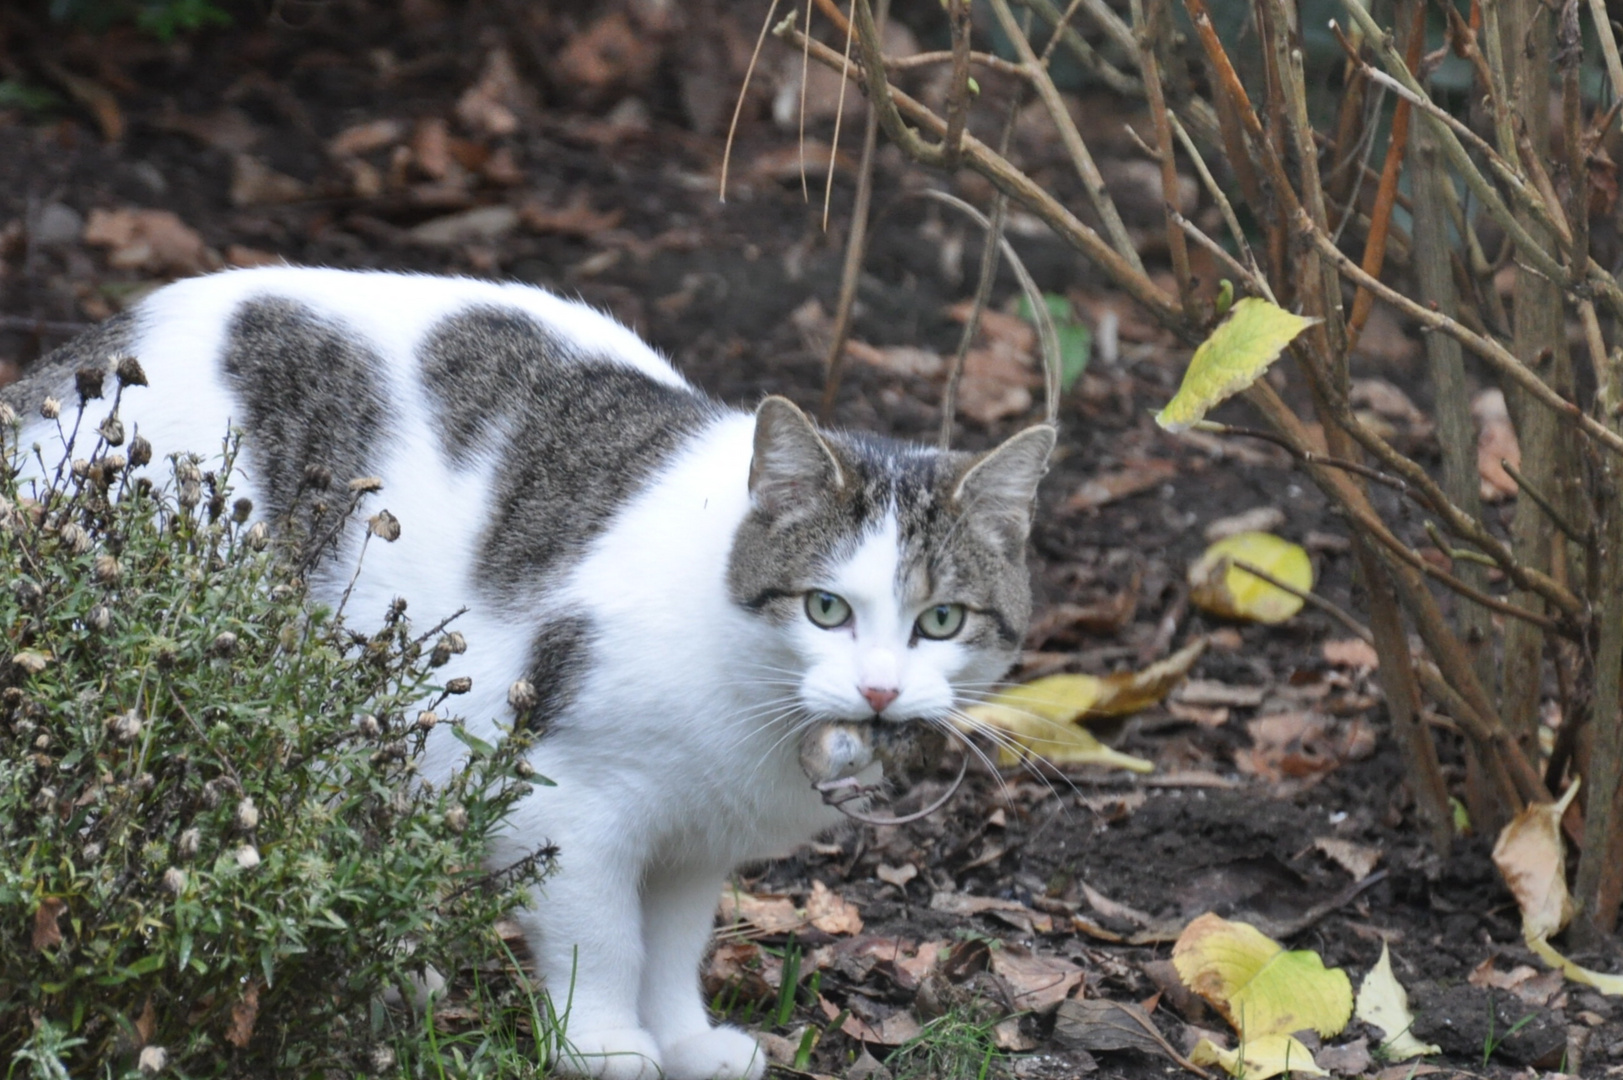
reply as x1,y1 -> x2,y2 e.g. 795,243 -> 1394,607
660,1026 -> 767,1080
554,1027 -> 663,1080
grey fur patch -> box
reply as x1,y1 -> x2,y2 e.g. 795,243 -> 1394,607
521,614 -> 595,734
728,421 -> 1044,656
417,307 -> 716,591
0,312 -> 138,415
220,298 -> 392,531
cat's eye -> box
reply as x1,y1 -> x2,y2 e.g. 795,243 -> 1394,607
915,603 -> 966,640
805,591 -> 853,629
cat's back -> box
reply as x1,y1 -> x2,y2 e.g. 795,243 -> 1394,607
5,269 -> 720,542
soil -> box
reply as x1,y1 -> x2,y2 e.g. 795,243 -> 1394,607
2,2 -> 1620,1077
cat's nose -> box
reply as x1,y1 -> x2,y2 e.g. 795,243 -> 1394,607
860,686 -> 899,714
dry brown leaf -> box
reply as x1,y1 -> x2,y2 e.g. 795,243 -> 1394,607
412,118 -> 455,181
822,996 -> 922,1046
230,155 -> 309,207
225,979 -> 260,1048
718,890 -> 805,937
153,106 -> 260,154
946,303 -> 1038,356
1472,388 -> 1520,502
929,892 -> 1053,933
704,940 -> 776,1002
806,881 -> 863,936
1237,713 -> 1374,783
519,191 -> 625,238
1174,679 -> 1266,709
844,341 -> 946,379
43,61 -> 123,141
1081,882 -> 1155,928
134,996 -> 157,1044
328,118 -> 406,158
991,945 -> 1084,1011
1321,638 -> 1379,671
556,15 -> 659,102
1313,837 -> 1382,879
957,370 -> 1034,425
456,47 -> 527,136
83,207 -> 210,275
1065,459 -> 1179,512
32,897 -> 66,951
876,862 -> 918,888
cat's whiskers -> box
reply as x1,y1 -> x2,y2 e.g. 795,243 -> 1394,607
944,705 -> 1086,810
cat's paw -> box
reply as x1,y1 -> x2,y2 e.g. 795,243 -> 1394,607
555,1027 -> 663,1080
659,1025 -> 767,1080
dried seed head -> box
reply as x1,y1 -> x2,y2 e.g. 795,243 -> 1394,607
138,1045 -> 167,1076
210,631 -> 238,657
429,640 -> 453,667
174,458 -> 202,485
59,522 -> 92,555
347,475 -> 384,494
11,650 -> 49,675
367,510 -> 401,542
235,844 -> 260,870
93,554 -> 121,584
444,631 -> 467,655
88,604 -> 112,632
370,1046 -> 397,1073
302,464 -> 333,490
34,785 -> 58,811
161,866 -> 186,895
358,714 -> 382,738
234,797 -> 259,832
103,452 -> 127,473
415,710 -> 438,731
244,521 -> 270,551
445,676 -> 472,695
507,679 -> 539,712
108,711 -> 142,743
40,397 -> 62,420
75,367 -> 106,401
515,758 -> 535,779
71,458 -> 89,479
98,416 -> 125,446
0,401 -> 15,427
84,841 -> 103,861
232,497 -> 253,524
177,481 -> 201,510
135,772 -> 154,793
177,827 -> 201,860
115,355 -> 148,387
128,434 -> 152,467
444,804 -> 468,833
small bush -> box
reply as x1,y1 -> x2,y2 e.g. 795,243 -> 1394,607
0,376 -> 547,1075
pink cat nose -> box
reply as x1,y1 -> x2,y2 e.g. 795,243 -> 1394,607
860,686 -> 899,714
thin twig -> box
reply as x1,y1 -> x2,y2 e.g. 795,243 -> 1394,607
1168,115 -> 1264,291
719,0 -> 783,203
1228,559 -> 1373,642
1501,460 -> 1590,545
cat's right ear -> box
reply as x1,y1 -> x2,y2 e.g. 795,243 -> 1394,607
749,396 -> 844,515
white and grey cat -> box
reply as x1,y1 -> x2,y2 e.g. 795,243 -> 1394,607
5,268 -> 1053,1080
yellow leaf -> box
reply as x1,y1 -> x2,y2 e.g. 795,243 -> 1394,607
1354,944 -> 1440,1059
1492,780 -> 1623,996
1173,913 -> 1353,1039
1189,532 -> 1313,624
957,641 -> 1207,774
1156,298 -> 1320,432
1190,1033 -> 1327,1079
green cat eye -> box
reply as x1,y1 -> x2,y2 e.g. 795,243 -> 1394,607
805,591 -> 853,629
915,603 -> 966,640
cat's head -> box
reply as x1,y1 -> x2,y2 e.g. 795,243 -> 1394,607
728,396 -> 1053,729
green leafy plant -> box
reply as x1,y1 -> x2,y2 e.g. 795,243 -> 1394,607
0,370 -> 548,1075
1017,293 -> 1091,391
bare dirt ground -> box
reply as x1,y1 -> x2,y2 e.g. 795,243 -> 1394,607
2,1 -> 1620,1076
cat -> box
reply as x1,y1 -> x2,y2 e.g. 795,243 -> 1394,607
4,267 -> 1053,1080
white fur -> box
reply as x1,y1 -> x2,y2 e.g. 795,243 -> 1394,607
13,269 -> 989,1080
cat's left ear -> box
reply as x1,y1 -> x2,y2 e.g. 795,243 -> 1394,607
749,396 -> 845,516
952,424 -> 1056,553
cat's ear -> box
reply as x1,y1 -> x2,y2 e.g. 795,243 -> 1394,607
951,424 -> 1056,552
749,396 -> 844,515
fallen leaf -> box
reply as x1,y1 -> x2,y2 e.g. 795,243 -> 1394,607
83,207 -> 210,275
42,60 -> 123,141
1204,506 -> 1286,542
32,897 -> 66,951
1156,298 -> 1319,432
1354,944 -> 1439,1059
1491,779 -> 1623,994
12,650 -> 51,675
408,206 -> 520,247
946,302 -> 1038,355
1190,1032 -> 1326,1078
153,106 -> 260,153
967,639 -> 1205,728
876,863 -> 918,888
1314,837 -> 1382,879
1081,882 -> 1155,928
230,155 -> 309,207
1314,1036 -> 1372,1075
1065,459 -> 1179,512
1175,679 -> 1266,708
555,14 -> 660,103
1237,713 -> 1372,783
520,190 -> 625,237
1173,913 -> 1353,1039
806,881 -> 863,936
1472,388 -> 1520,502
456,47 -> 528,136
1188,532 -> 1313,624
990,945 -> 1083,1010
225,979 -> 260,1048
822,996 -> 922,1046
718,889 -> 805,937
328,118 -> 406,157
844,341 -> 946,379
1321,638 -> 1379,670
959,709 -> 1155,772
992,1016 -> 1036,1050
1053,998 -> 1196,1067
